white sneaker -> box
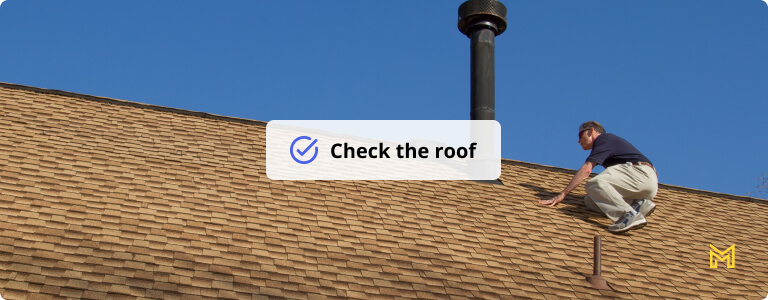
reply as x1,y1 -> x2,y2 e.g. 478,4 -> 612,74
607,211 -> 647,233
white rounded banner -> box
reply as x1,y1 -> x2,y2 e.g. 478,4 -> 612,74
266,120 -> 501,180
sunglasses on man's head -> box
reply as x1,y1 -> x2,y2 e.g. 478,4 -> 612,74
578,129 -> 589,138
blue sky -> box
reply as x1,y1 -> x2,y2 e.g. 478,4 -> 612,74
1,0 -> 767,197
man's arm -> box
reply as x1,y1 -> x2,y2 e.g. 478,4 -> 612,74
538,161 -> 595,207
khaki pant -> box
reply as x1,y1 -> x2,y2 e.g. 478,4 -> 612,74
584,163 -> 658,222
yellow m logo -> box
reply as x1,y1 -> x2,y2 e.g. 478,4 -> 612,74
709,244 -> 735,268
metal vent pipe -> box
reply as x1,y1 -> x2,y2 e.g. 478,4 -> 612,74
586,236 -> 612,290
458,0 -> 507,120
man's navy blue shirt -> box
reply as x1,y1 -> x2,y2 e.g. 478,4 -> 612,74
586,133 -> 651,168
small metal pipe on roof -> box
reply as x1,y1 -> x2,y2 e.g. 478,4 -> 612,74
586,235 -> 612,290
457,0 -> 507,121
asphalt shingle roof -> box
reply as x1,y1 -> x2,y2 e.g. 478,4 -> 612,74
0,82 -> 766,299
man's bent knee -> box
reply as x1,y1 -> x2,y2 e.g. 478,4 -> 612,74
585,177 -> 603,195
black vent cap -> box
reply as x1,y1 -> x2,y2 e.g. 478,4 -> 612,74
458,0 -> 508,36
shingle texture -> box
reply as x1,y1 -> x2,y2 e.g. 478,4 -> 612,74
0,82 -> 766,299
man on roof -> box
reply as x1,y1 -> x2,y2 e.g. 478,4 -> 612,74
539,121 -> 658,233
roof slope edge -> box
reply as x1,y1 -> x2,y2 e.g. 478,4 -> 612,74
0,81 -> 267,127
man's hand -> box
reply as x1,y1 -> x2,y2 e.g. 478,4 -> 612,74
539,193 -> 565,207
538,162 -> 594,208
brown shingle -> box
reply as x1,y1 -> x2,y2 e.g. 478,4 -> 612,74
0,82 -> 767,299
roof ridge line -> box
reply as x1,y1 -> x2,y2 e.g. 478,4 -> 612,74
501,158 -> 768,205
0,81 -> 267,127
4,81 -> 764,205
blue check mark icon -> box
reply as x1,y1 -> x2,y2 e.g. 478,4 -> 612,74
290,136 -> 319,164
296,139 -> 317,156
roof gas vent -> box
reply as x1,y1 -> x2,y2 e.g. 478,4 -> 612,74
459,0 -> 507,185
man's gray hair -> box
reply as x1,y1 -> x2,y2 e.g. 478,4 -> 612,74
579,121 -> 605,134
